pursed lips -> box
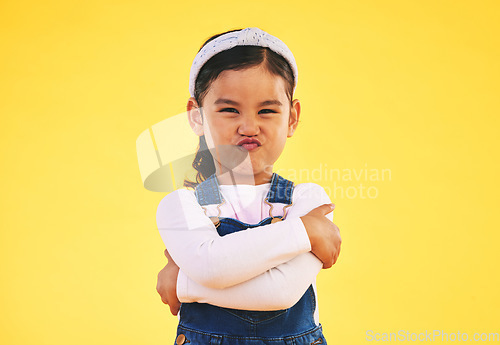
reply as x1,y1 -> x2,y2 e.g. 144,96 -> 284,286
237,138 -> 261,151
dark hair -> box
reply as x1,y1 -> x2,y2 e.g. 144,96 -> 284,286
183,29 -> 295,189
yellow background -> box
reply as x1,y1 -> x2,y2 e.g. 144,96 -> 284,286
1,0 -> 499,344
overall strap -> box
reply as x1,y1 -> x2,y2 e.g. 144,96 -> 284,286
194,172 -> 294,206
266,173 -> 294,204
194,174 -> 224,206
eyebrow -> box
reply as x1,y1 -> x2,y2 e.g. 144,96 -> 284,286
213,98 -> 283,107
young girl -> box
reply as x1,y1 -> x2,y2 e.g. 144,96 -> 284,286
156,27 -> 341,345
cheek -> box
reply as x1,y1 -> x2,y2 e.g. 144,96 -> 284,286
203,117 -> 231,147
266,131 -> 287,155
275,128 -> 289,151
202,121 -> 216,149
276,136 -> 287,153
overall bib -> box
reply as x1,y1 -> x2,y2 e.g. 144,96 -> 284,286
173,173 -> 327,345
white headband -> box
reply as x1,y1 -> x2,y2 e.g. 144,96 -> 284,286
189,27 -> 298,97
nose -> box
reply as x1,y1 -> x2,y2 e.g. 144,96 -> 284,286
237,114 -> 260,136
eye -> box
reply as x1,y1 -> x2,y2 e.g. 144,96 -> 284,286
219,108 -> 239,113
259,109 -> 277,114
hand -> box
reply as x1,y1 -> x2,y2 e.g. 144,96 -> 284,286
300,203 -> 342,269
156,248 -> 181,315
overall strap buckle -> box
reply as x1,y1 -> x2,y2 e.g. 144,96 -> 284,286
264,173 -> 295,223
195,172 -> 295,225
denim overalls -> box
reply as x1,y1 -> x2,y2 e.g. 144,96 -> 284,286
173,173 -> 327,345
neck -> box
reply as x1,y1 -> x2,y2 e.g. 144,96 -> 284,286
215,167 -> 273,186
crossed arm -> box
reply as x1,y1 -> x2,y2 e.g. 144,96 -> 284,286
155,183 -> 340,314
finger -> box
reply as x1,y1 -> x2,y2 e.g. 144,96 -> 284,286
322,259 -> 333,269
164,248 -> 173,261
332,251 -> 339,265
167,292 -> 180,315
169,304 -> 177,316
164,249 -> 177,265
156,277 -> 164,295
161,295 -> 168,305
310,203 -> 335,216
172,300 -> 181,316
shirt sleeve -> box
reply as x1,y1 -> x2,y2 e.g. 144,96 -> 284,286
177,252 -> 322,310
172,183 -> 335,305
156,188 -> 313,289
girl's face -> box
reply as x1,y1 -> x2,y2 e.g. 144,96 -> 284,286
188,64 -> 300,185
